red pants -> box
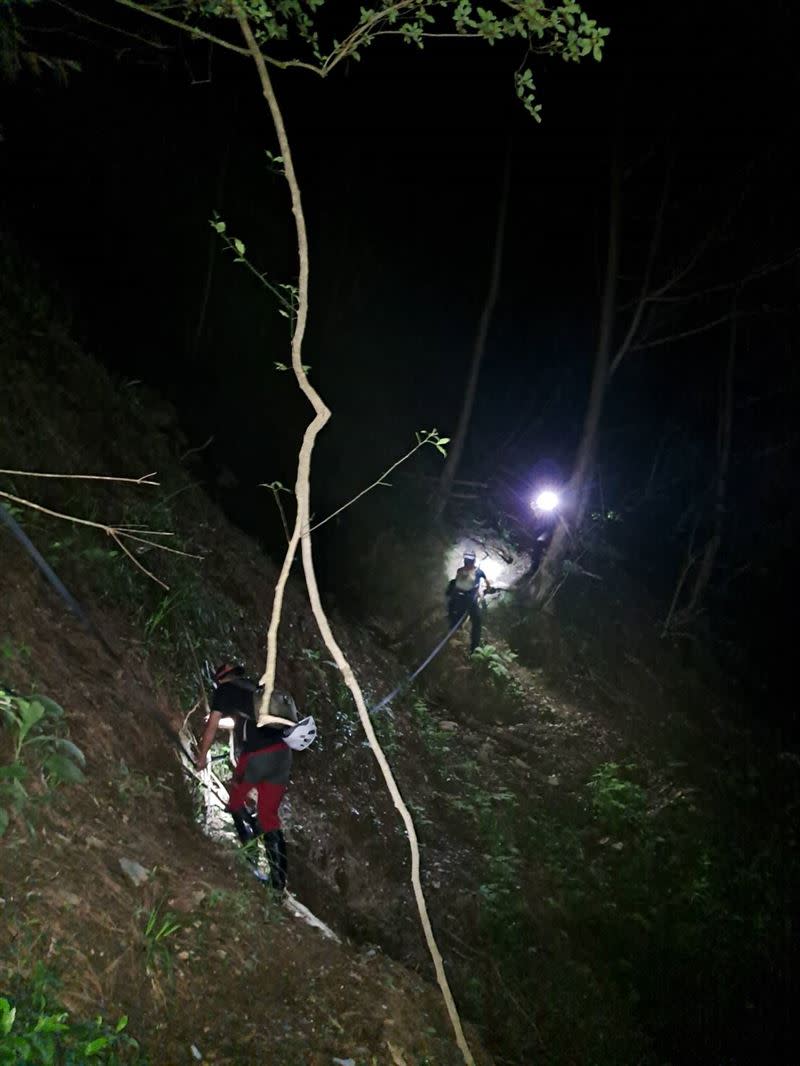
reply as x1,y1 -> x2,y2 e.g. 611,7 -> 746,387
226,747 -> 287,832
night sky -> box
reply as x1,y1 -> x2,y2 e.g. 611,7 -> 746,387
2,2 -> 799,728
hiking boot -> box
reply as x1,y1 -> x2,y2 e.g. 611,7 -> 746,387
263,829 -> 288,894
231,809 -> 257,846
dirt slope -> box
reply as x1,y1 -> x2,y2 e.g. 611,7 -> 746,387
0,530 -> 490,1066
2,244 -> 797,1066
0,250 -> 493,1064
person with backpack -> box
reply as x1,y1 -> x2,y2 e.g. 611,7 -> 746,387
195,663 -> 315,894
446,550 -> 492,653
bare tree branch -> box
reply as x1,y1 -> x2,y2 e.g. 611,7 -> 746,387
608,157 -> 672,377
436,146 -> 510,517
111,0 -> 250,55
0,489 -> 201,589
180,435 -> 215,463
631,311 -> 738,351
642,246 -> 800,304
110,530 -> 168,589
53,0 -> 170,49
110,0 -> 327,73
643,168 -> 752,303
0,468 -> 159,485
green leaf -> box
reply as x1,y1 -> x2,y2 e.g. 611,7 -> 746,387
0,764 -> 28,781
31,695 -> 64,720
42,754 -> 85,786
51,738 -> 86,769
34,1012 -> 69,1033
0,808 -> 9,837
5,777 -> 29,809
233,238 -> 245,256
84,1036 -> 111,1055
0,998 -> 16,1035
16,699 -> 45,745
156,918 -> 181,940
115,1015 -> 128,1033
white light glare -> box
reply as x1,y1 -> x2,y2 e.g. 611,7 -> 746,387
478,556 -> 503,584
533,489 -> 560,513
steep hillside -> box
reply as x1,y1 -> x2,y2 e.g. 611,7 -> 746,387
2,245 -> 798,1065
0,248 -> 493,1064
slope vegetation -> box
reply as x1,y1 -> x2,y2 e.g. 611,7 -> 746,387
2,244 -> 797,1065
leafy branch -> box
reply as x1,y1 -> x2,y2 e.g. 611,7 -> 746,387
110,0 -> 608,119
210,217 -> 298,318
309,428 -> 450,533
259,479 -> 293,543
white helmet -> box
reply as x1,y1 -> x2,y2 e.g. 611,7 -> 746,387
283,715 -> 317,751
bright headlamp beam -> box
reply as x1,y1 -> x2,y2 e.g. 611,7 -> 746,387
533,489 -> 560,513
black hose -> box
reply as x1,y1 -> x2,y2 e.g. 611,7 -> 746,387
0,501 -> 119,660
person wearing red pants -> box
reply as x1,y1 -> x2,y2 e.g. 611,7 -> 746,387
195,663 -> 298,893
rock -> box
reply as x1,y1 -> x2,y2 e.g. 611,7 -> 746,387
438,720 -> 458,732
332,1059 -> 356,1066
118,858 -> 150,887
86,836 -> 104,849
547,774 -> 560,786
190,1045 -> 203,1061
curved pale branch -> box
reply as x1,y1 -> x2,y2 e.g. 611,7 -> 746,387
235,12 -> 475,1064
110,0 -> 321,72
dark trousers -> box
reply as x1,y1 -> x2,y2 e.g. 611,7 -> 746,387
448,594 -> 482,652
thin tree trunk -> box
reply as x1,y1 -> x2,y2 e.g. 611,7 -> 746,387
684,308 -> 737,615
533,158 -> 621,605
435,149 -> 511,519
191,137 -> 231,360
570,157 -> 621,521
661,518 -> 700,638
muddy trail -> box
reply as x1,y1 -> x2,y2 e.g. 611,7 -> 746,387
2,256 -> 799,1065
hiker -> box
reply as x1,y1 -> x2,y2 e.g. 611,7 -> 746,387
214,714 -> 264,867
529,489 -> 561,573
446,550 -> 492,653
195,663 -> 301,893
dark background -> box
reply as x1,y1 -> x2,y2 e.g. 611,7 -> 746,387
2,1 -> 799,730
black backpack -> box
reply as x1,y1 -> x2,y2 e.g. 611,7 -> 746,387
227,678 -> 297,739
